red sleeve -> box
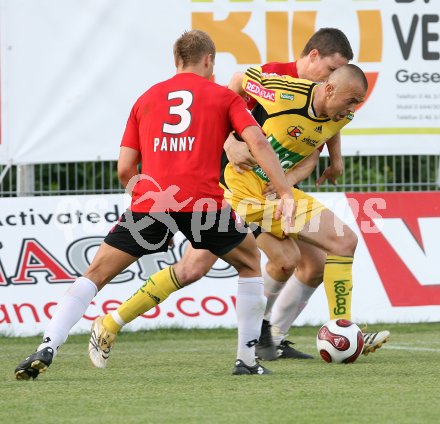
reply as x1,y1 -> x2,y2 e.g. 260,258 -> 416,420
261,61 -> 298,77
229,93 -> 260,136
120,105 -> 140,151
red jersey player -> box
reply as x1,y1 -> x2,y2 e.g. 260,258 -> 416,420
15,30 -> 294,379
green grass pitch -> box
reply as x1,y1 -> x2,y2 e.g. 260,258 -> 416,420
1,323 -> 439,424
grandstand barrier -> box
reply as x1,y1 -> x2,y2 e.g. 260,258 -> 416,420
1,192 -> 439,336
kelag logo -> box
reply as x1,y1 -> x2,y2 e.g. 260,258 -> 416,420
191,0 -> 382,107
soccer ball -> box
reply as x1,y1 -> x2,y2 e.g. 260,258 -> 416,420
316,319 -> 364,364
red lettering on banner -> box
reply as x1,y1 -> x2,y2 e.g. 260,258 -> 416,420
13,303 -> 40,323
230,295 -> 236,309
0,260 -> 7,286
201,296 -> 228,316
141,306 -> 160,319
347,192 -> 440,306
0,304 -> 12,323
43,302 -> 58,319
176,297 -> 200,317
102,300 -> 121,316
10,239 -> 77,284
0,294 -> 241,329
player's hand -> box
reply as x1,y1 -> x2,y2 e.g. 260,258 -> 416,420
226,139 -> 258,174
274,193 -> 295,235
262,181 -> 278,199
316,164 -> 343,187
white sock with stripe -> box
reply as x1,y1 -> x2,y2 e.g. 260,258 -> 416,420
235,277 -> 266,366
270,275 -> 316,345
37,277 -> 98,356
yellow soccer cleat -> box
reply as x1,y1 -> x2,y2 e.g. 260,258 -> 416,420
88,316 -> 117,368
362,330 -> 390,356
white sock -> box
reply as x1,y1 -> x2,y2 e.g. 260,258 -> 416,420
262,269 -> 285,322
270,275 -> 316,345
37,277 -> 98,356
236,277 -> 266,366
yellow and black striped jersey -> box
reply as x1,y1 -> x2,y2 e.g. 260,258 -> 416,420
242,66 -> 353,182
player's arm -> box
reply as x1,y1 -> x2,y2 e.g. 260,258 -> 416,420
228,72 -> 246,98
224,132 -> 258,173
241,125 -> 295,231
224,72 -> 258,172
316,133 -> 344,186
263,150 -> 320,197
117,146 -> 141,193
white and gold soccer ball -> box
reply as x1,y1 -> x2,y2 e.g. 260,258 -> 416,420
316,319 -> 364,364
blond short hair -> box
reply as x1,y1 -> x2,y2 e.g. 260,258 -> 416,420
173,30 -> 216,67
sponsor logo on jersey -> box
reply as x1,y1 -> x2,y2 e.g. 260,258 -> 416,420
261,72 -> 286,79
280,92 -> 294,101
301,136 -> 320,147
287,126 -> 302,139
244,80 -> 275,102
314,125 -> 322,133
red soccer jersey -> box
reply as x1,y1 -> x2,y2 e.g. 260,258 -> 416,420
121,72 -> 259,213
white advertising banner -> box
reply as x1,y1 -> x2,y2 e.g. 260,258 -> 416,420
1,192 -> 439,337
0,0 -> 439,164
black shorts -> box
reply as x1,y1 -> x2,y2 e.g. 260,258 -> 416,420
104,207 -> 248,258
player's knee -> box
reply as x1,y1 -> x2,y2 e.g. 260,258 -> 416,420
184,265 -> 210,282
235,249 -> 261,277
295,266 -> 323,287
333,228 -> 357,256
83,269 -> 111,289
266,247 -> 299,277
342,228 -> 358,254
173,261 -> 211,286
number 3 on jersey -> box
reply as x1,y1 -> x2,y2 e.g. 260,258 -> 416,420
163,91 -> 193,134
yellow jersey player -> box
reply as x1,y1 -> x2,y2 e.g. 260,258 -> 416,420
223,65 -> 368,352
224,64 -> 354,238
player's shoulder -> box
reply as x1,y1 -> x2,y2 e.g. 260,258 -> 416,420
262,61 -> 296,77
206,78 -> 242,100
246,65 -> 311,86
249,67 -> 313,96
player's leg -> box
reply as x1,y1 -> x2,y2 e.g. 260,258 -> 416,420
15,242 -> 138,380
99,247 -> 218,339
89,246 -> 218,369
272,235 -> 389,356
252,232 -> 301,360
296,207 -> 357,321
171,244 -> 218,284
87,212 -> 189,368
257,232 -> 300,320
189,209 -> 271,373
91,209 -> 271,374
269,240 -> 325,359
271,239 -> 324,338
220,232 -> 271,374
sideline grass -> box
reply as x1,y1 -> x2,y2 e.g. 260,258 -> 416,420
1,323 -> 439,424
